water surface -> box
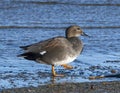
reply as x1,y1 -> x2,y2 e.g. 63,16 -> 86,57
0,0 -> 120,90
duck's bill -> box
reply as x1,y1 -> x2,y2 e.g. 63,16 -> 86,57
82,32 -> 90,37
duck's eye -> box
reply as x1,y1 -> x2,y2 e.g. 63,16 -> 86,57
77,28 -> 80,30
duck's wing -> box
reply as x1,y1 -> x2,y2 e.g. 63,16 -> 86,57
20,38 -> 53,53
20,37 -> 72,53
18,37 -> 73,62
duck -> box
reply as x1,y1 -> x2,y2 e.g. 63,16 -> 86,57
17,25 -> 88,77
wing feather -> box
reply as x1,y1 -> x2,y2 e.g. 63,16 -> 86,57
20,37 -> 72,53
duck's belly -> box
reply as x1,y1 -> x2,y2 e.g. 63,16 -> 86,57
52,56 -> 77,65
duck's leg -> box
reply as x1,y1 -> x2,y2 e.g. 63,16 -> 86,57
52,65 -> 64,77
61,64 -> 73,69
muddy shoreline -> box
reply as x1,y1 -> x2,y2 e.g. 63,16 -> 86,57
1,81 -> 120,93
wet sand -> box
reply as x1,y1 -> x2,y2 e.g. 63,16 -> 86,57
1,81 -> 120,93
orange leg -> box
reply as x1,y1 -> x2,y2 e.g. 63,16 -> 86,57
61,64 -> 73,69
52,65 -> 64,77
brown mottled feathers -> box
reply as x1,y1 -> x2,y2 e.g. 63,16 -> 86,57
20,36 -> 73,53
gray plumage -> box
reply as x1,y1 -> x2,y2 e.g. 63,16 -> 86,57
18,25 -> 88,65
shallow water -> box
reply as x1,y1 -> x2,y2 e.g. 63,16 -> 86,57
0,0 -> 120,90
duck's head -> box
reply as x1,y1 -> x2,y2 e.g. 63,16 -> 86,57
65,25 -> 88,38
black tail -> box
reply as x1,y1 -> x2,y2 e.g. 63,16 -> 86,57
17,52 -> 40,60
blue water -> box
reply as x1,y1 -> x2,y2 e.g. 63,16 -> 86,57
0,0 -> 120,90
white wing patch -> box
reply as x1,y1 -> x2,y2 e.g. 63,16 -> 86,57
40,51 -> 47,55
